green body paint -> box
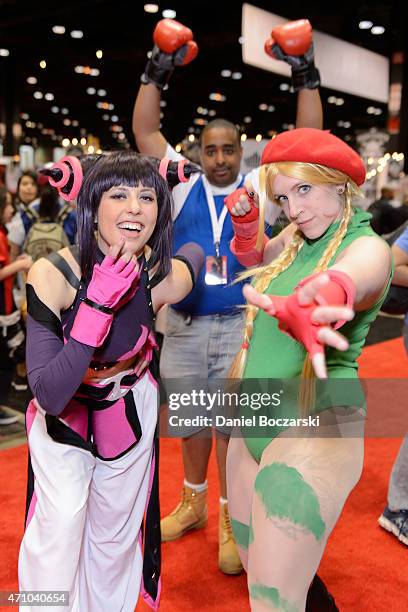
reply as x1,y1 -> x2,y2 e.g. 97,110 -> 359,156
231,518 -> 250,550
250,584 -> 298,612
254,462 -> 325,541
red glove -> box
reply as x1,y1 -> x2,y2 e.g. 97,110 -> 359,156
266,271 -> 355,358
141,19 -> 198,90
225,188 -> 267,266
264,19 -> 320,91
153,19 -> 198,65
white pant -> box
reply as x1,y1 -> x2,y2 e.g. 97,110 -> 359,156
19,372 -> 158,612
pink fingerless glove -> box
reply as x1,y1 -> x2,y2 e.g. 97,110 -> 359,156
267,270 -> 355,358
71,255 -> 141,347
225,188 -> 268,267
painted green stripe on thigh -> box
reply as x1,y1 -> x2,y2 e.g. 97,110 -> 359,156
254,462 -> 325,541
250,584 -> 298,612
231,518 -> 250,550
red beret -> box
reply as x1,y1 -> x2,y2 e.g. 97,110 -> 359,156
261,128 -> 366,186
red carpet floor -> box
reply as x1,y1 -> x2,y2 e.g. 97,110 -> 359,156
0,337 -> 407,611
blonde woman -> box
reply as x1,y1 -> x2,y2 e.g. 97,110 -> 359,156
224,128 -> 392,611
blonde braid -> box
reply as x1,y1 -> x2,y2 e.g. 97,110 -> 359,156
229,232 -> 304,378
299,185 -> 353,416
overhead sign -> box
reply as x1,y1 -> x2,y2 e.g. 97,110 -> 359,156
242,3 -> 389,103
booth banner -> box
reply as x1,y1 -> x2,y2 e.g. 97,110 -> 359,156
242,3 -> 389,103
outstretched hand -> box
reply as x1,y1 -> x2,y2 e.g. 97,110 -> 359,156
243,274 -> 354,379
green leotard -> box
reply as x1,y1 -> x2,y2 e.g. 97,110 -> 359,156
242,208 -> 390,462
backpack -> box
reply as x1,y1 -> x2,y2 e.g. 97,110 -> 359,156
23,206 -> 70,262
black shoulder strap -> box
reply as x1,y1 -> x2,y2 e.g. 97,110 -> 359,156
46,251 -> 80,290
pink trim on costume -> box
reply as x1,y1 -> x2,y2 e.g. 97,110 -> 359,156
58,156 -> 83,201
59,400 -> 89,439
118,325 -> 149,361
92,397 -> 138,458
141,576 -> 162,611
177,159 -> 188,183
26,399 -> 37,437
26,491 -> 38,528
147,369 -> 159,389
158,158 -> 170,181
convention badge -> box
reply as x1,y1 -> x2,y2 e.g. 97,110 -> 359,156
205,255 -> 228,285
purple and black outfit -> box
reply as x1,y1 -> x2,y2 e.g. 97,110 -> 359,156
19,246 -> 164,611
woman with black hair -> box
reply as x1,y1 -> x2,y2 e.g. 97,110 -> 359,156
18,151 -> 203,611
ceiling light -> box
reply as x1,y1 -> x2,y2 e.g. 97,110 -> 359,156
75,66 -> 84,73
97,89 -> 107,96
87,87 -> 96,95
162,9 -> 176,19
335,98 -> 344,105
343,121 -> 351,128
279,83 -> 290,91
371,26 -> 385,35
71,138 -> 79,146
71,30 -> 84,39
20,113 -> 30,120
358,20 -> 373,29
51,106 -> 59,113
96,49 -> 103,59
0,48 -> 10,57
102,114 -> 110,120
327,96 -> 336,104
208,110 -> 216,116
221,70 -> 232,78
88,145 -> 95,153
367,106 -> 375,114
72,120 -> 79,127
90,68 -> 100,76
268,105 -> 275,112
255,134 -> 262,142
80,137 -> 87,145
111,115 -> 119,122
243,116 -> 252,123
209,93 -> 226,102
62,138 -> 70,147
240,134 -> 247,142
238,36 -> 245,44
160,100 -> 167,107
144,3 -> 159,13
45,93 -> 54,101
52,25 -> 65,34
27,76 -> 37,85
258,103 -> 268,111
175,144 -> 182,153
232,72 -> 242,80
118,133 -> 126,141
194,118 -> 207,126
39,60 -> 47,69
61,107 -> 69,115
63,119 -> 71,126
188,134 -> 195,142
33,91 -> 43,99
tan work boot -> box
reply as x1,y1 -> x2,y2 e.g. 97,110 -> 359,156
218,502 -> 243,575
161,484 -> 208,542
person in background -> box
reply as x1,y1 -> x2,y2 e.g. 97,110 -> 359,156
0,187 -> 32,425
378,225 -> 408,546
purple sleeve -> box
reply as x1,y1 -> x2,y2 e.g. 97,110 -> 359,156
173,242 -> 205,287
26,313 -> 94,416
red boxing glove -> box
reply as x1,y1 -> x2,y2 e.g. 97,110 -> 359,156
264,19 -> 312,59
225,188 -> 267,266
153,19 -> 198,65
267,271 -> 355,358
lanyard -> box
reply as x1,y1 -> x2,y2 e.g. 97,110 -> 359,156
202,175 -> 242,256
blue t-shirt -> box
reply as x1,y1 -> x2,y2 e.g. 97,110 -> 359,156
395,226 -> 408,324
172,176 -> 247,316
